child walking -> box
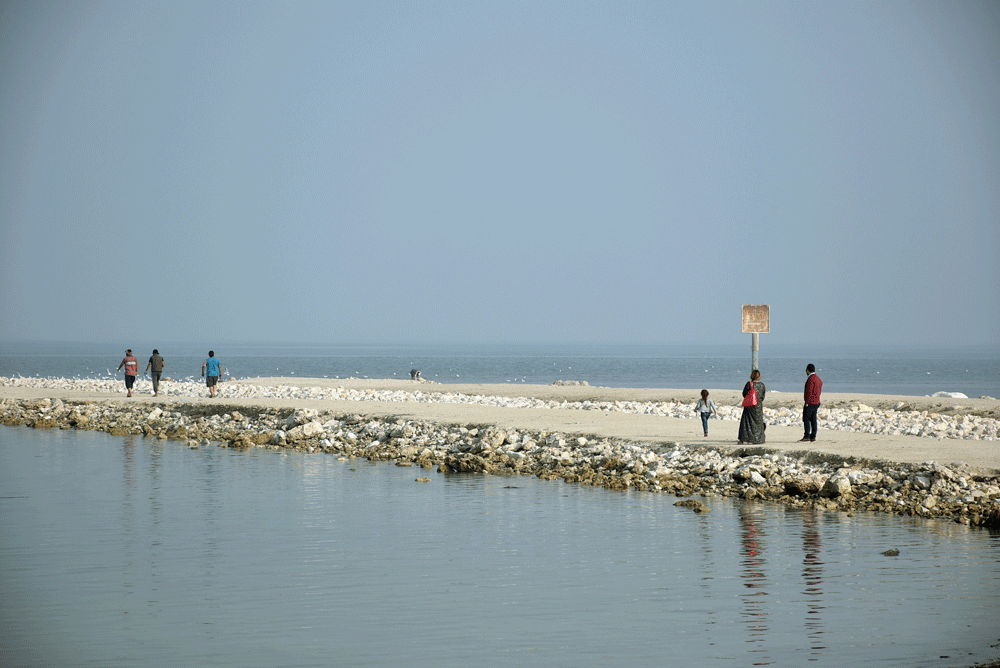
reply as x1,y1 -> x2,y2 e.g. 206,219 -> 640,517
695,389 -> 717,437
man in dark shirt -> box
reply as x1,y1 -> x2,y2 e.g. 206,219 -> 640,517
800,363 -> 823,442
145,349 -> 165,396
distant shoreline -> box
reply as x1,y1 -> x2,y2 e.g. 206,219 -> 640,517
2,341 -> 998,398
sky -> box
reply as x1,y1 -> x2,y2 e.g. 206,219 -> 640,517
1,1 -> 998,348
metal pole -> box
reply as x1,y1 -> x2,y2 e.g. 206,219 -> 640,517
752,333 -> 759,372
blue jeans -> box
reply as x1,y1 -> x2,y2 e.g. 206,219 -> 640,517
700,412 -> 711,433
803,404 -> 819,440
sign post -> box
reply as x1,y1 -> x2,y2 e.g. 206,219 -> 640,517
741,305 -> 769,372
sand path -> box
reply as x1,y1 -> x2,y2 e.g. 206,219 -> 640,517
3,377 -> 998,473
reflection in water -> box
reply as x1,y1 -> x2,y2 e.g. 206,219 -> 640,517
696,513 -> 716,593
693,511 -> 719,647
3,428 -> 1000,668
122,434 -> 164,609
739,505 -> 770,665
121,434 -> 139,603
801,514 -> 826,659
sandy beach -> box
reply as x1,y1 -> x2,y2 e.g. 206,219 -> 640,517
2,376 -> 998,472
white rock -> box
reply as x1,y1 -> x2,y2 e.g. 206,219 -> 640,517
847,470 -> 874,485
820,476 -> 852,498
285,408 -> 319,427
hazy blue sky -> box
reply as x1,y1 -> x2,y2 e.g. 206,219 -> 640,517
1,1 -> 997,347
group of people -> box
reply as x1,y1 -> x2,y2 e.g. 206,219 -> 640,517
695,364 -> 823,445
117,349 -> 222,397
116,351 -> 822,438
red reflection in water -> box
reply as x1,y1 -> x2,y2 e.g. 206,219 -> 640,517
739,506 -> 770,665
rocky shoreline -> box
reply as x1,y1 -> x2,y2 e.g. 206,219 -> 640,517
2,380 -> 999,529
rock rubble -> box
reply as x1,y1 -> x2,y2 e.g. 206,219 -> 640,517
2,392 -> 998,528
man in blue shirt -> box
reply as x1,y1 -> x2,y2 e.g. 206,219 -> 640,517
202,350 -> 221,398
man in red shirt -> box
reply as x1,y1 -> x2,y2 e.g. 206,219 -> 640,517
117,349 -> 138,397
800,363 -> 823,442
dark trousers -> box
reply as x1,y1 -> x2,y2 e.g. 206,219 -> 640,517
803,404 -> 819,440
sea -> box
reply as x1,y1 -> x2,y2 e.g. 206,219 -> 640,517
2,342 -> 1000,668
1,427 -> 999,668
1,341 -> 999,398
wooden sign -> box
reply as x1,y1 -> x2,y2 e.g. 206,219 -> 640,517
742,304 -> 769,333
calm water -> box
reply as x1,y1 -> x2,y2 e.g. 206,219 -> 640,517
1,426 -> 999,668
2,341 -> 999,397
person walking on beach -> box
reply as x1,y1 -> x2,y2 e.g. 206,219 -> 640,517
800,363 -> 823,442
695,389 -> 717,437
202,350 -> 221,398
117,349 -> 138,397
738,369 -> 766,444
144,349 -> 165,397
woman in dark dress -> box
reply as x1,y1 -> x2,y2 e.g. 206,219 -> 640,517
738,369 -> 766,444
